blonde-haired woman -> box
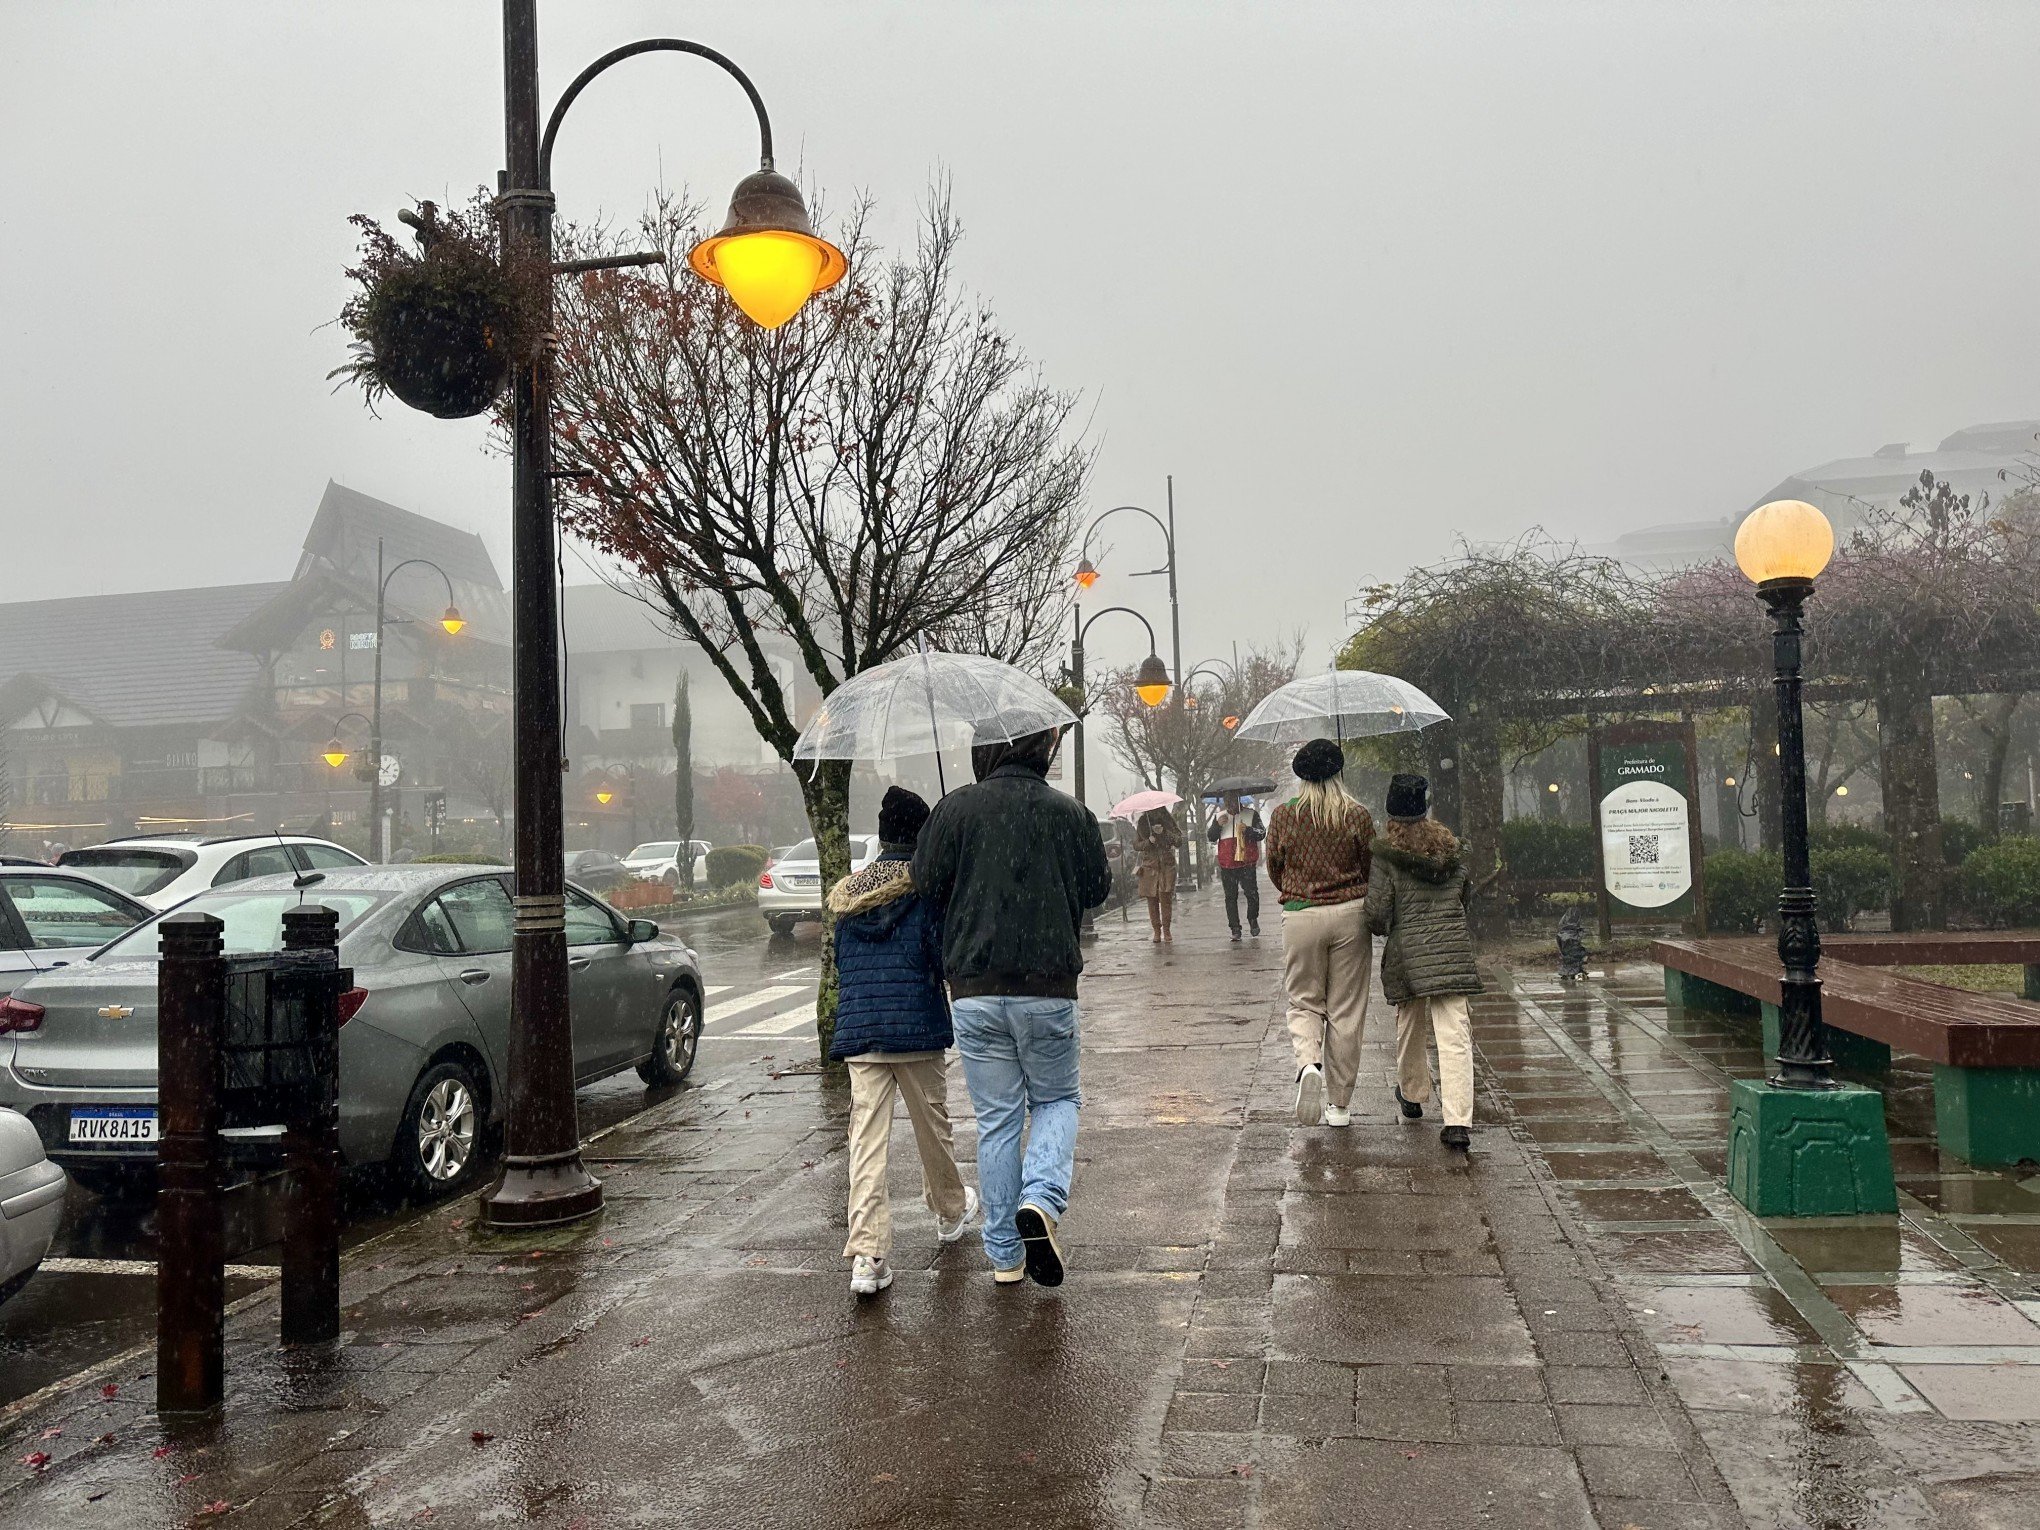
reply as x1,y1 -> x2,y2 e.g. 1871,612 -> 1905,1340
1265,738 -> 1375,1127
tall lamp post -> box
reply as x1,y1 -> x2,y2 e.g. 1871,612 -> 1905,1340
1727,497 -> 1895,1217
1177,660 -> 1240,882
1067,605 -> 1171,807
366,538 -> 466,863
486,2 -> 846,1228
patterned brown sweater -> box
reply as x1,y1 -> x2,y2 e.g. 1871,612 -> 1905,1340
1265,799 -> 1375,907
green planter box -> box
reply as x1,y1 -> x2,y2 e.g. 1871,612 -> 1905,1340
1727,1078 -> 1897,1218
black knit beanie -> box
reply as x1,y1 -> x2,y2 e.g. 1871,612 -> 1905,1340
1292,738 -> 1345,783
1386,773 -> 1429,821
877,785 -> 931,848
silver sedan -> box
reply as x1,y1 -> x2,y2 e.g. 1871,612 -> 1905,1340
0,865 -> 706,1200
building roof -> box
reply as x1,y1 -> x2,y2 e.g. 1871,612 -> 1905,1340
295,481 -> 502,593
0,582 -> 287,729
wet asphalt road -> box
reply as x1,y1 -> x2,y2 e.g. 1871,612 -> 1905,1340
0,901 -> 819,1408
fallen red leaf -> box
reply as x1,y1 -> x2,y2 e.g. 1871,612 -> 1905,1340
21,1451 -> 50,1470
152,1446 -> 174,1459
1230,1463 -> 1254,1477
413,1508 -> 434,1522
630,1336 -> 652,1348
449,1218 -> 466,1230
176,1473 -> 199,1486
202,1503 -> 230,1516
100,1383 -> 120,1399
94,1433 -> 116,1446
470,1431 -> 494,1446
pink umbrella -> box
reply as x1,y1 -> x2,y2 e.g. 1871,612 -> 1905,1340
1110,788 -> 1182,822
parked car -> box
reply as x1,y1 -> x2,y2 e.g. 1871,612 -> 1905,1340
0,867 -> 153,1001
0,1107 -> 65,1304
58,833 -> 367,911
0,865 -> 705,1200
621,840 -> 713,889
562,848 -> 630,893
758,835 -> 879,937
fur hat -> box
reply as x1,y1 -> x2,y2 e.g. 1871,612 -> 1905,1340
1386,773 -> 1429,821
1292,738 -> 1345,783
877,785 -> 931,848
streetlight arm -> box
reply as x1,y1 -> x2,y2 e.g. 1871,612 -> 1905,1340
1080,504 -> 1174,568
1077,605 -> 1160,653
379,557 -> 459,609
540,38 -> 776,184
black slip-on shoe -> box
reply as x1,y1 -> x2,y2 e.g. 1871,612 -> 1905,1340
1395,1086 -> 1424,1120
1014,1202 -> 1066,1287
1441,1125 -> 1470,1150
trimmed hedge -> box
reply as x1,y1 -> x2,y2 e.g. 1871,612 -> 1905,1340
1702,846 -> 1891,934
1501,820 -> 1595,880
706,843 -> 770,889
1961,835 -> 2040,927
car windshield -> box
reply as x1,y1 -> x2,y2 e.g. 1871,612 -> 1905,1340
94,888 -> 389,961
779,837 -> 875,864
627,843 -> 677,859
56,847 -> 191,896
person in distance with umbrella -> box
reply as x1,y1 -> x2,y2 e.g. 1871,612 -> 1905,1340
1207,787 -> 1266,940
1265,739 -> 1376,1128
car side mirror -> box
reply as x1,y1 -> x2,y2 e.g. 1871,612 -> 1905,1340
626,918 -> 660,944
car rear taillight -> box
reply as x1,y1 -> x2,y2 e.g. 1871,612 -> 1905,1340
759,867 -> 775,890
0,996 -> 45,1034
336,988 -> 368,1026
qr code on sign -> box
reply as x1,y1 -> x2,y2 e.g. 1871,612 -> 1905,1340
1628,834 -> 1660,865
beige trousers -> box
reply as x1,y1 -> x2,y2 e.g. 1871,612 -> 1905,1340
1395,994 -> 1475,1127
1281,901 -> 1371,1108
844,1054 -> 969,1259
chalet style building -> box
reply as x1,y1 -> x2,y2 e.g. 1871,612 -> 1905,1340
0,482 -> 807,854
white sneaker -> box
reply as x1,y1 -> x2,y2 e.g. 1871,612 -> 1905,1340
1324,1104 -> 1351,1128
937,1186 -> 980,1244
1294,1065 -> 1325,1126
849,1254 -> 893,1297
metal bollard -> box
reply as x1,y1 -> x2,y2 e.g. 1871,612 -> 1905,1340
157,912 -> 226,1415
279,904 -> 343,1346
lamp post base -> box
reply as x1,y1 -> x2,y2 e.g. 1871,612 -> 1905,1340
478,1153 -> 605,1230
1727,1077 -> 1895,1218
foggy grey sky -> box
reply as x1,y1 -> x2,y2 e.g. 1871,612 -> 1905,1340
6,1 -> 2038,685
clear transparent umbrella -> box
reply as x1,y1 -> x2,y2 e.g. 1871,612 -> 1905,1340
1234,669 -> 1450,745
792,646 -> 1076,791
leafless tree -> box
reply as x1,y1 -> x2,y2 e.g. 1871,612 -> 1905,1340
545,183 -> 1089,1048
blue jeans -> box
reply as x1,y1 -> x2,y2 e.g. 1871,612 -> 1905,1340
951,996 -> 1082,1269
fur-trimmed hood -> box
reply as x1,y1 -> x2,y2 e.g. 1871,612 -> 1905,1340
827,854 -> 916,916
1376,818 -> 1462,882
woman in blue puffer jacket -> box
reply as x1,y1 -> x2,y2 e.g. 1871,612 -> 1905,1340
829,786 -> 979,1298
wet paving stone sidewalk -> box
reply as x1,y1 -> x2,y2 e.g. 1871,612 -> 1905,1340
3,894 -> 2038,1526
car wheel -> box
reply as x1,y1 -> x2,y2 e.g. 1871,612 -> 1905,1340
395,1058 -> 485,1201
767,916 -> 796,937
661,868 -> 679,888
637,987 -> 701,1086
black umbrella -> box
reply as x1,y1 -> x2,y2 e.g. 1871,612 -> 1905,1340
1203,775 -> 1278,798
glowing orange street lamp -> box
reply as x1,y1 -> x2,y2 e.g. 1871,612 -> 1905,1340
440,604 -> 467,636
323,740 -> 350,770
595,788 -> 614,806
688,171 -> 848,329
1073,558 -> 1099,591
1222,715 -> 1240,731
1134,653 -> 1173,708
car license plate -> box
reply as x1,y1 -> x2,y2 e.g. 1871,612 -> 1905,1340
785,874 -> 818,888
68,1107 -> 158,1144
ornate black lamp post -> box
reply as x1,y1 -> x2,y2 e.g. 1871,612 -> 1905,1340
1066,606 -> 1171,808
1074,492 -> 1183,815
485,2 -> 845,1229
1735,498 -> 1838,1090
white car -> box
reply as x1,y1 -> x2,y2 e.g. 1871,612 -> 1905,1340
758,835 -> 878,936
0,1107 -> 65,1304
621,840 -> 713,889
57,833 -> 368,911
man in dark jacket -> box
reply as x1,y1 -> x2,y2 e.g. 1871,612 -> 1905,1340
831,787 -> 978,1297
913,726 -> 1112,1287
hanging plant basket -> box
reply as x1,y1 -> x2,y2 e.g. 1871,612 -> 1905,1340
331,191 -> 531,420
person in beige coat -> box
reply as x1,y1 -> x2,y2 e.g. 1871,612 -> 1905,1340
1365,773 -> 1483,1150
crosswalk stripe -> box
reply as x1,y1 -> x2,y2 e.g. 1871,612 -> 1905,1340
703,985 -> 804,1025
704,985 -> 731,997
42,1257 -> 276,1280
727,1002 -> 817,1037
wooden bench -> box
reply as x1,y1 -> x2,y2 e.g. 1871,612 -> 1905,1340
1655,934 -> 2040,1167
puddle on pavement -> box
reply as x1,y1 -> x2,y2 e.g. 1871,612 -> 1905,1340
1630,1283 -> 1824,1347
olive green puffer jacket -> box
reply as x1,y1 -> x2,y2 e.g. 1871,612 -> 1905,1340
1365,819 -> 1483,1005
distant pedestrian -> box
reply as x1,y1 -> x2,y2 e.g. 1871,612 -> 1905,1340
828,786 -> 978,1298
1133,806 -> 1184,943
1366,773 -> 1483,1150
1265,739 -> 1375,1128
914,727 -> 1113,1287
1207,790 -> 1265,939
